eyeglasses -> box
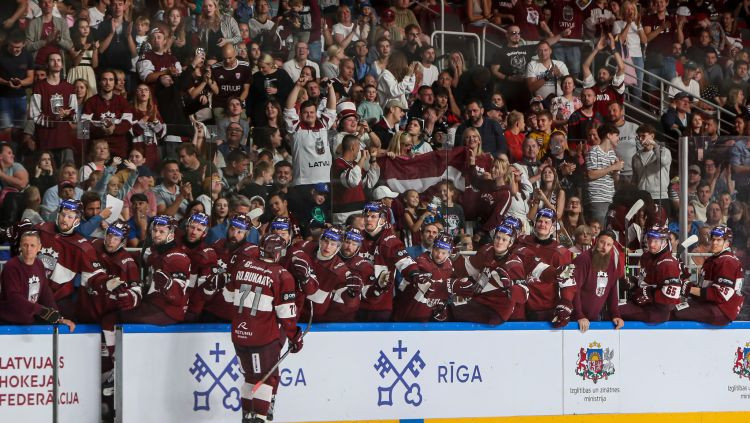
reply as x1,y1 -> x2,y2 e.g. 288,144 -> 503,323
509,31 -> 521,35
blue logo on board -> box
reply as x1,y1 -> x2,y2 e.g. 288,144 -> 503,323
189,342 -> 242,411
373,340 -> 426,407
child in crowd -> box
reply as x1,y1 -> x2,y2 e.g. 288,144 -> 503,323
357,84 -> 383,124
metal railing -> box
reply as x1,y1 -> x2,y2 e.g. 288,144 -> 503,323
431,30 -> 483,66
604,54 -> 737,136
478,21 -> 593,66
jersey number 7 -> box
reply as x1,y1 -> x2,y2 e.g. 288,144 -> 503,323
238,284 -> 264,316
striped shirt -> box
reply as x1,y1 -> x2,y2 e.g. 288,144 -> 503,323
586,145 -> 617,203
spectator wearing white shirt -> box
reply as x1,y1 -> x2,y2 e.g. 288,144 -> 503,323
668,60 -> 701,100
526,41 -> 569,101
282,42 -> 320,82
419,45 -> 438,87
332,5 -> 369,50
377,50 -> 416,109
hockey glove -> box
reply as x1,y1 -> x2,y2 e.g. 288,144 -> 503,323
432,301 -> 448,322
203,272 -> 229,295
449,277 -> 477,298
288,327 -> 304,353
106,277 -> 125,292
412,271 -> 432,286
624,274 -> 639,290
634,286 -> 653,305
37,306 -> 62,324
116,288 -> 140,311
551,301 -> 573,328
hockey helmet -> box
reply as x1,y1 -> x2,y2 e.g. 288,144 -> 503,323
343,227 -> 364,244
492,223 -> 518,241
187,212 -> 210,227
107,220 -> 130,239
501,215 -> 523,231
433,232 -> 454,251
228,214 -> 252,231
363,201 -> 388,217
259,233 -> 286,260
320,226 -> 344,243
270,216 -> 291,232
644,224 -> 670,240
535,207 -> 557,222
710,225 -> 733,242
59,199 -> 83,216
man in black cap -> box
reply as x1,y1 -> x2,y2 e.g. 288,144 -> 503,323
660,91 -> 693,138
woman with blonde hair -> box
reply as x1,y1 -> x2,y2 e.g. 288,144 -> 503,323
196,0 -> 241,60
248,53 -> 294,124
377,50 -> 417,108
385,131 -> 415,159
321,44 -> 346,79
131,83 -> 165,169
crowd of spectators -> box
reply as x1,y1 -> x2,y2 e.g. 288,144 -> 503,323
0,0 -> 750,323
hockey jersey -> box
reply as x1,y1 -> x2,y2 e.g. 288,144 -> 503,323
299,241 -> 359,322
142,241 -> 192,321
515,235 -> 574,311
637,248 -> 682,305
699,249 -> 745,320
360,226 -> 418,312
392,252 -> 454,322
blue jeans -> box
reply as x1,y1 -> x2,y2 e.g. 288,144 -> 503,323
645,55 -> 676,90
0,95 -> 27,129
629,56 -> 644,106
308,40 -> 322,64
553,45 -> 581,77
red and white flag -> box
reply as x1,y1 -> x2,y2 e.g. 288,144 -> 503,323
376,148 -> 468,194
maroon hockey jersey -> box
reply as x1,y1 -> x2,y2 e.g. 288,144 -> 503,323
514,235 -> 574,311
637,248 -> 682,306
331,158 -> 367,213
360,226 -> 418,312
299,241 -> 359,322
142,242 -> 192,321
81,93 -> 134,157
224,257 -> 298,347
572,249 -> 623,321
452,244 -> 529,322
210,60 -> 251,108
35,222 -> 107,301
392,252 -> 453,322
0,257 -> 57,324
698,250 -> 745,320
30,79 -> 77,150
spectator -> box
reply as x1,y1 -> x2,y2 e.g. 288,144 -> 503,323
0,30 -> 34,133
154,159 -> 190,218
660,92 -> 693,139
77,190 -> 111,239
546,0 -> 585,78
283,41 -> 320,82
528,110 -> 553,158
67,18 -> 99,94
526,41 -> 569,102
695,66 -> 721,110
377,50 -> 415,109
352,40 -> 374,82
30,52 -> 77,165
567,88 -> 602,143
582,35 -> 625,119
612,0 -> 647,103
455,99 -> 507,157
560,195 -> 586,244
704,49 -> 723,87
692,181 -> 713,222
332,5 -> 369,49
608,102 -> 637,184
332,58 -> 356,100
79,139 -> 110,182
222,149 -> 250,192
504,111 -> 525,162
124,164 -> 157,217
668,60 -> 701,100
195,0 -> 241,61
216,97 -> 250,144
26,0 -> 73,64
41,162 -> 83,220
550,75 -> 582,126
177,143 -> 216,199
130,83 -> 166,168
373,98 -> 405,149
528,165 -> 566,220
643,0 -> 684,83
206,44 -> 251,121
247,53 -> 294,125
632,124 -> 671,213
405,221 -> 440,259
81,69 -> 134,158
331,134 -> 379,224
513,0 -> 543,41
705,201 -> 724,227
29,151 -> 56,196
419,45 -> 438,87
719,60 -> 749,106
96,0 -> 136,75
218,121 -> 249,161
126,192 -> 151,247
583,0 -> 615,41
585,124 -> 622,224
247,0 -> 274,40
0,0 -> 26,32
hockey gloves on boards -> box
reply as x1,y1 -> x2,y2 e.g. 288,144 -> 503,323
288,327 -> 304,353
551,300 -> 573,328
37,306 -> 62,324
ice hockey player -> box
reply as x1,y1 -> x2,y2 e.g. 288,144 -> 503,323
188,214 -> 258,321
572,229 -> 625,332
224,233 -> 304,423
393,232 -> 456,322
673,225 -> 745,325
451,223 -> 529,324
359,201 -> 424,321
338,226 -> 379,305
618,224 -> 681,323
35,199 -> 108,317
514,207 -> 575,327
178,212 -> 217,298
297,226 -> 362,321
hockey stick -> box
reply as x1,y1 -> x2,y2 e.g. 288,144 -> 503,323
620,199 -> 645,304
251,300 -> 314,395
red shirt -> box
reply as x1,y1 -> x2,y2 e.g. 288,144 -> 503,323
504,130 -> 525,162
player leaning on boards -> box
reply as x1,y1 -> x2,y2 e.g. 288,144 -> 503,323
673,225 -> 745,325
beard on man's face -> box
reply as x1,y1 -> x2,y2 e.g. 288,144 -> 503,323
592,248 -> 612,272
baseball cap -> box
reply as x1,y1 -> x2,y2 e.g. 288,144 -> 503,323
131,193 -> 148,203
384,98 -> 407,111
372,185 -> 398,200
58,180 -> 75,190
684,61 -> 699,70
137,166 -> 153,178
674,92 -> 693,101
313,183 -> 330,194
529,96 -> 544,105
676,6 -> 691,16
688,164 -> 701,174
381,8 -> 396,23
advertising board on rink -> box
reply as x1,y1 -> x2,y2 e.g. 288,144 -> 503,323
0,325 -> 101,423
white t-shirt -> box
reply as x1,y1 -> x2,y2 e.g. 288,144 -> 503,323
332,22 -> 363,42
667,77 -> 701,100
284,107 -> 337,186
88,7 -> 105,28
420,64 -> 439,87
612,20 -> 643,58
525,60 -> 569,99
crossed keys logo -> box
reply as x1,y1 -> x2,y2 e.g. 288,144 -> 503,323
189,343 -> 243,412
373,340 -> 426,407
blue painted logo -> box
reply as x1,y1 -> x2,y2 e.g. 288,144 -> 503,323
373,340 -> 426,407
189,342 -> 242,412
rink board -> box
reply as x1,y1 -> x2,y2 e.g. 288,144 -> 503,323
113,321 -> 750,423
